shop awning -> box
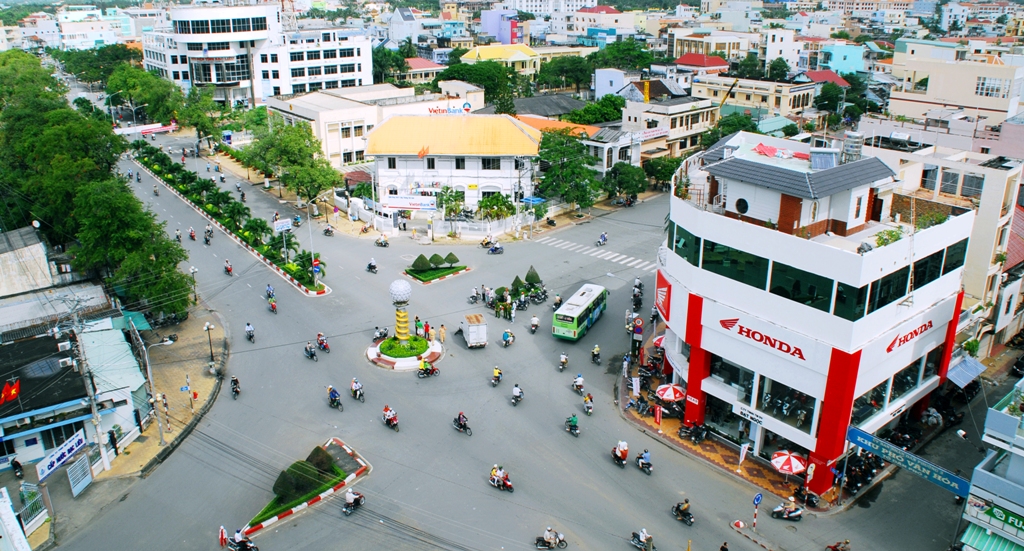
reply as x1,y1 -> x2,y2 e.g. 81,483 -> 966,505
521,197 -> 547,206
948,357 -> 987,389
111,311 -> 151,331
961,522 -> 1024,551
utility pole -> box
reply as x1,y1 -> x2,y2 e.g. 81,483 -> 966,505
62,296 -> 110,472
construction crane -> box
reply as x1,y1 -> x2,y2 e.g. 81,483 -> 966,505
716,77 -> 741,117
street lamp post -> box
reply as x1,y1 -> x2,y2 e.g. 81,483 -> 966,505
107,90 -> 123,127
190,266 -> 198,302
203,322 -> 215,363
131,103 -> 148,127
142,339 -> 174,446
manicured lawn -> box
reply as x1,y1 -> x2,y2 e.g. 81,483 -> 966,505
379,336 -> 429,358
405,266 -> 467,282
249,466 -> 346,526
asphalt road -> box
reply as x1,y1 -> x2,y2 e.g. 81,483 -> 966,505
51,113 -> 984,551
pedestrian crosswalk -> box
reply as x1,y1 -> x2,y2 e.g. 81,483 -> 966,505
533,236 -> 658,272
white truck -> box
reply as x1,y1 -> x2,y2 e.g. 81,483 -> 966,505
457,314 -> 487,348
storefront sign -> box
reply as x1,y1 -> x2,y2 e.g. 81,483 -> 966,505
847,426 -> 969,497
427,102 -> 473,115
886,320 -> 935,353
735,405 -> 764,425
985,504 -> 1024,530
384,195 -> 437,211
36,429 -> 87,482
656,270 -> 672,322
634,128 -> 669,141
719,318 -> 806,360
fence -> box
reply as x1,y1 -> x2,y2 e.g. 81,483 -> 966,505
17,484 -> 48,534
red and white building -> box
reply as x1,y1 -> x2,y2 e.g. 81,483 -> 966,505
655,131 -> 974,495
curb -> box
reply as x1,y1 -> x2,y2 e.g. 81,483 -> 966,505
367,341 -> 444,370
243,437 -> 371,536
730,522 -> 776,551
405,266 -> 473,286
136,159 -> 331,298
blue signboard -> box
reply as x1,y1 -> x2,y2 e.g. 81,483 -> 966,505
846,426 -> 969,498
753,493 -> 763,506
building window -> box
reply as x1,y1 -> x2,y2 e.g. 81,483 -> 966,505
976,76 -> 1008,98
291,67 -> 305,77
961,173 -> 984,197
646,120 -> 658,129
670,222 -> 701,266
833,281 -> 867,321
340,64 -> 355,73
482,158 -> 501,170
182,71 -> 189,80
260,53 -> 268,63
272,70 -> 279,79
388,157 -> 396,169
671,117 -> 678,129
190,20 -> 209,34
208,42 -> 229,50
354,126 -> 363,137
322,32 -> 332,42
356,151 -> 364,161
324,49 -> 337,59
455,157 -> 466,170
325,65 -> 338,74
40,421 -> 85,450
851,379 -> 888,426
619,148 -> 630,161
175,20 -> 191,34
186,43 -> 204,51
343,152 -> 353,163
769,262 -> 834,312
308,66 -> 322,76
341,127 -> 351,138
173,71 -> 180,79
943,238 -> 969,274
700,239 -> 769,290
912,249 -> 944,290
273,86 -> 280,95
889,359 -> 922,402
309,82 -> 322,91
270,53 -> 278,62
854,196 -> 863,219
340,48 -> 354,58
261,70 -> 269,79
290,51 -> 304,62
341,79 -> 356,87
325,80 -> 339,89
252,16 -> 268,31
232,18 -> 251,32
292,84 -> 307,94
868,266 -> 909,314
171,55 -> 178,64
427,158 -> 435,169
210,19 -> 231,33
307,50 -> 321,60
757,375 -> 816,433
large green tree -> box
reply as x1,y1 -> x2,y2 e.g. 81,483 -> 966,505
588,38 -> 654,71
373,46 -> 410,83
55,44 -> 141,86
563,94 -> 625,125
446,47 -> 469,65
180,85 -> 221,147
537,129 -> 598,209
735,53 -> 763,79
699,113 -> 760,149
603,162 -> 647,198
643,156 -> 683,188
537,56 -> 592,92
814,81 -> 845,112
432,61 -> 519,103
767,57 -> 790,82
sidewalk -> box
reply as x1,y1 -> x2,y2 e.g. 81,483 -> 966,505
12,306 -> 229,550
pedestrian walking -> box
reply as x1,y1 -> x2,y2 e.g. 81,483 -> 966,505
333,206 -> 340,222
412,228 -> 418,239
622,355 -> 630,379
428,327 -> 436,343
415,317 -> 423,337
423,321 -> 430,338
439,324 -> 446,344
510,301 -> 516,323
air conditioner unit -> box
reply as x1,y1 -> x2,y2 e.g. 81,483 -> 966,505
58,341 -> 71,352
15,418 -> 30,428
59,358 -> 74,368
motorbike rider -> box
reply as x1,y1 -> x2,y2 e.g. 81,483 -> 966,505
351,378 -> 362,397
175,229 -> 181,241
567,413 -> 578,430
266,284 -> 275,298
615,440 -> 629,461
327,385 -> 340,407
317,332 -> 326,347
553,294 -> 562,309
230,376 -> 240,395
675,498 -> 691,521
305,341 -> 315,357
206,224 -> 213,236
559,352 -> 569,369
639,449 -> 652,469
833,540 -> 851,551
512,384 -> 523,401
233,529 -> 254,550
153,184 -> 158,194
530,315 -> 539,330
245,323 -> 254,339
634,276 -> 643,289
783,496 -> 798,515
489,239 -> 502,253
544,527 -> 558,547
383,404 -> 396,425
592,344 -> 600,361
368,258 -> 377,271
599,231 -> 608,244
378,233 -> 388,246
495,466 -> 507,485
493,366 -> 503,382
224,259 -> 232,273
419,359 -> 433,375
573,374 -> 584,391
637,528 -> 652,548
502,329 -> 514,346
189,227 -> 195,239
456,411 -> 468,430
584,393 -> 594,407
344,488 -> 360,508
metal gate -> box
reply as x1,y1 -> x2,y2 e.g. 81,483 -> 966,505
67,456 -> 92,497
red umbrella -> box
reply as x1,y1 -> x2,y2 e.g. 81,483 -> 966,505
771,451 -> 807,475
652,335 -> 665,348
655,384 -> 686,402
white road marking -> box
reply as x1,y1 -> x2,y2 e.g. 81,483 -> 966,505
628,259 -> 645,267
618,256 -> 635,264
567,244 -> 584,252
589,249 -> 603,256
547,239 -> 563,247
537,237 -> 554,244
558,242 -> 576,249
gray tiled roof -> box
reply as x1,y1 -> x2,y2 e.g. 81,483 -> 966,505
705,156 -> 894,199
476,95 -> 585,117
700,132 -> 740,163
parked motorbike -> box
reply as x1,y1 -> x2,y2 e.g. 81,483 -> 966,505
452,418 -> 472,436
771,502 -> 804,521
793,485 -> 819,508
11,459 -> 23,480
468,294 -> 480,304
372,326 -> 390,342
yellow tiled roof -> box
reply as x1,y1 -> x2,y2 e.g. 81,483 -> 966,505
462,43 -> 539,62
366,115 -> 542,156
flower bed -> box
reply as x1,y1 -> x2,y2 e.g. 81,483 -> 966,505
250,465 -> 346,526
379,336 -> 429,358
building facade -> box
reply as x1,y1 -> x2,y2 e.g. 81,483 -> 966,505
142,1 -> 372,105
621,96 -> 717,157
480,9 -> 523,44
658,131 -> 973,496
691,75 -> 817,117
497,0 -> 598,18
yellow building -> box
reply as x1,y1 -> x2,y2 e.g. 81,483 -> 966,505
461,43 -> 541,76
690,76 -> 818,117
1006,11 -> 1024,37
532,45 -> 599,63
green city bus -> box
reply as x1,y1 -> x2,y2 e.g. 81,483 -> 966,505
552,284 -> 609,340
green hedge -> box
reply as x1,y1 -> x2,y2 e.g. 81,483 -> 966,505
379,336 -> 429,357
405,266 -> 466,282
250,465 -> 345,526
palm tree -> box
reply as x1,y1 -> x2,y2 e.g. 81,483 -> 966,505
265,232 -> 300,263
295,251 -> 326,281
190,178 -> 216,199
242,217 -> 272,245
478,193 -> 514,221
223,201 -> 251,230
207,190 -> 232,212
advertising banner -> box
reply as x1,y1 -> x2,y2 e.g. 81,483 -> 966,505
385,195 -> 437,211
36,429 -> 87,482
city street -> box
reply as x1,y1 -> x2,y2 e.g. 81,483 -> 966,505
43,118 -> 984,551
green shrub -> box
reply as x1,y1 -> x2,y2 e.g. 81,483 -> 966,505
494,286 -> 508,301
444,252 -> 460,266
411,254 -> 432,271
511,275 -> 524,293
524,265 -> 542,285
875,227 -> 904,247
379,336 -> 429,357
429,253 -> 445,268
306,446 -> 334,476
285,461 -> 328,495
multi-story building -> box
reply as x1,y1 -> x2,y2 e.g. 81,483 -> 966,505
0,26 -> 22,52
461,43 -> 541,77
657,130 -> 974,496
701,0 -> 763,13
480,9 -> 523,44
266,81 -> 484,168
497,0 -> 598,18
513,115 -> 641,176
960,2 -> 1016,19
941,2 -> 971,32
142,1 -> 372,106
671,53 -> 730,76
366,114 -> 540,218
691,75 -> 817,117
857,109 -> 1024,157
761,28 -> 800,69
57,4 -> 103,23
825,0 -> 912,15
397,57 -> 445,84
60,20 -> 118,50
667,28 -> 755,61
388,7 -> 467,46
863,136 -> 1024,358
18,13 -> 60,50
571,5 -> 636,35
1007,12 -> 1024,38
818,42 -> 865,74
888,38 -> 1024,125
620,96 -> 717,157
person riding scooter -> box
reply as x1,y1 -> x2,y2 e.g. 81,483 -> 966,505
675,499 -> 692,522
328,385 -> 341,407
492,366 -> 503,384
502,329 -> 515,347
592,344 -> 601,363
530,315 -> 539,333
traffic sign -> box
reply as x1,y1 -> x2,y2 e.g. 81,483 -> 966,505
753,493 -> 763,506
180,386 -> 190,392
312,258 -> 320,267
313,265 -> 321,274
634,318 -> 644,328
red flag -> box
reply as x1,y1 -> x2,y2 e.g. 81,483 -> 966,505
9,379 -> 21,401
417,146 -> 429,159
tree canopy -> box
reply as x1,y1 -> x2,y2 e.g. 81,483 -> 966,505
537,55 -> 592,92
587,38 -> 654,71
563,94 -> 625,125
735,53 -> 763,79
537,129 -> 598,209
432,61 -> 522,103
372,46 -> 409,83
699,113 -> 760,149
766,58 -> 790,82
52,44 -> 141,85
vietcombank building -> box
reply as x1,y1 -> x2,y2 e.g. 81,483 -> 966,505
655,131 -> 974,495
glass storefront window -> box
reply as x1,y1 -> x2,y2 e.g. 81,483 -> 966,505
710,356 -> 755,405
673,223 -> 701,266
852,380 -> 888,426
833,282 -> 868,321
889,359 -> 922,402
701,239 -> 769,290
758,429 -> 810,462
769,262 -> 834,312
704,394 -> 749,445
757,376 -> 816,434
924,346 -> 943,380
943,239 -> 968,275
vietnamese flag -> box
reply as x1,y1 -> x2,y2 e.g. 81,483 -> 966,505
2,380 -> 19,403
